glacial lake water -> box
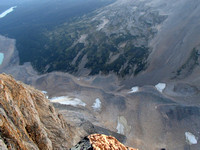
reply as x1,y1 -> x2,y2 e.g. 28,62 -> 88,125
0,53 -> 4,65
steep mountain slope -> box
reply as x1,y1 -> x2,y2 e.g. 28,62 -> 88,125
1,0 -> 200,84
0,74 -> 73,149
17,0 -> 167,76
123,0 -> 200,85
2,0 -> 200,84
8,0 -> 200,81
1,0 -> 200,150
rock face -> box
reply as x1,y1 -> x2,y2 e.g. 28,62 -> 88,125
0,74 -> 73,149
71,134 -> 137,150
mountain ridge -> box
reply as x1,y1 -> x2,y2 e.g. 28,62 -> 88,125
0,73 -> 73,149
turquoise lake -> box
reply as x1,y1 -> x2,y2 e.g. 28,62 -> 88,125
0,53 -> 4,65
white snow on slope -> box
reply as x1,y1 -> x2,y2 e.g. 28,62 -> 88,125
42,91 -> 47,94
78,34 -> 87,43
92,98 -> 101,111
42,91 -> 49,99
50,96 -> 86,107
185,132 -> 198,145
116,120 -> 124,134
0,53 -> 4,65
0,6 -> 17,18
128,86 -> 139,93
97,18 -> 109,31
155,83 -> 166,93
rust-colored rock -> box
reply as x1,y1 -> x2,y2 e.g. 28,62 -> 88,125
0,74 -> 73,149
71,134 -> 138,150
89,134 -> 138,150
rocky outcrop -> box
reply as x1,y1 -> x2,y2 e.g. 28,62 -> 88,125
0,74 -> 73,149
71,134 -> 137,150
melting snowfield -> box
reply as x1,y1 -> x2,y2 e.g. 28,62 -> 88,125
185,132 -> 198,145
128,86 -> 139,93
116,116 -> 130,135
0,6 -> 17,18
0,53 -> 4,65
92,98 -> 101,111
50,96 -> 86,107
155,83 -> 166,93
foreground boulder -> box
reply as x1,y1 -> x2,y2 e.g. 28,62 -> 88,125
71,134 -> 137,150
0,74 -> 73,149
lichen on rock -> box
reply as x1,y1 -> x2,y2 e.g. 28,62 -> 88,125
71,134 -> 138,150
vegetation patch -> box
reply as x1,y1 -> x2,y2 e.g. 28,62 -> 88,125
174,48 -> 199,79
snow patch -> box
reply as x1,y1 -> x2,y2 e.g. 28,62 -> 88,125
92,98 -> 101,111
185,132 -> 198,145
116,120 -> 124,134
42,91 -> 47,94
128,86 -> 139,93
97,18 -> 109,31
78,34 -> 87,43
50,96 -> 86,107
116,116 -> 131,135
0,53 -> 4,65
42,91 -> 49,99
0,6 -> 17,18
155,83 -> 166,93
